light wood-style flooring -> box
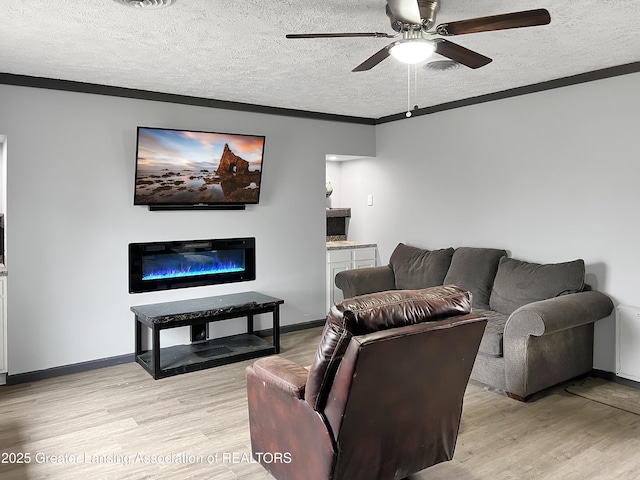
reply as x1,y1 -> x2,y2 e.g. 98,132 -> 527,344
1,327 -> 639,480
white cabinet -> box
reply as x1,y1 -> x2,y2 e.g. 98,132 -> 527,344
0,275 -> 6,385
617,304 -> 640,382
326,245 -> 376,312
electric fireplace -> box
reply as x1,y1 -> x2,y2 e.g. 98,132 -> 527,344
129,237 -> 256,293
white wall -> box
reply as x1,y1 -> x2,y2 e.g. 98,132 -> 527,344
340,72 -> 640,373
0,84 -> 375,375
0,135 -> 6,259
0,135 -> 6,216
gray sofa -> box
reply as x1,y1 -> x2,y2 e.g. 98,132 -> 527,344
335,243 -> 614,401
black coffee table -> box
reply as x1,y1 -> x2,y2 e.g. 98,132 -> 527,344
132,291 -> 284,379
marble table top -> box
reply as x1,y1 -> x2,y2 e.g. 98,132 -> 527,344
131,291 -> 284,324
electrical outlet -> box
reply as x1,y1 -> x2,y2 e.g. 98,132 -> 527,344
367,194 -> 373,206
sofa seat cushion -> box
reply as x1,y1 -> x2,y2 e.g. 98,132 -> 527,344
474,308 -> 509,357
489,257 -> 585,315
389,243 -> 454,290
443,247 -> 507,308
304,285 -> 472,411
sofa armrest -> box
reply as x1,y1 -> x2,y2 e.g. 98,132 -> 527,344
250,356 -> 309,399
334,265 -> 396,299
505,290 -> 614,338
502,290 -> 614,399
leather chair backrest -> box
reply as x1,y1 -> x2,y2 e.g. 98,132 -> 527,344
325,313 -> 487,480
305,285 -> 473,411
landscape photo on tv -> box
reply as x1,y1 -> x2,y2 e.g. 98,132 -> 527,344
134,127 -> 266,205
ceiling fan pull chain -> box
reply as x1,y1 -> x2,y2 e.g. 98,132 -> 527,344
414,63 -> 418,109
406,63 -> 412,117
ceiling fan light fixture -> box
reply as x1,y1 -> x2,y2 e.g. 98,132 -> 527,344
389,39 -> 435,64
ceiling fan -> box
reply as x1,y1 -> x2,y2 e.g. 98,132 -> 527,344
286,0 -> 551,72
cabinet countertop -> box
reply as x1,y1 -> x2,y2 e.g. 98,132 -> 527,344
326,241 -> 377,251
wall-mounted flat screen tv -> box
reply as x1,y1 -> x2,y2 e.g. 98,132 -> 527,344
134,126 -> 266,207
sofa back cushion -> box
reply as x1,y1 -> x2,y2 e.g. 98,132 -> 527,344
304,285 -> 472,411
489,257 -> 585,315
389,243 -> 454,290
443,247 -> 507,308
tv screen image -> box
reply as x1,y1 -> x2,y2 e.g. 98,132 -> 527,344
134,127 -> 265,206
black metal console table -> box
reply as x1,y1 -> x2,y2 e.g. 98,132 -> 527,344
132,291 -> 283,379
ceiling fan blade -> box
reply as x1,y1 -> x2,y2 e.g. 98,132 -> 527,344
435,8 -> 551,36
352,46 -> 392,72
434,39 -> 492,69
286,32 -> 395,39
387,0 -> 421,25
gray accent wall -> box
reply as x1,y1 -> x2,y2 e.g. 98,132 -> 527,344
0,84 -> 375,375
340,71 -> 640,373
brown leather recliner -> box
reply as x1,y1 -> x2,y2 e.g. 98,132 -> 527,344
246,285 -> 487,480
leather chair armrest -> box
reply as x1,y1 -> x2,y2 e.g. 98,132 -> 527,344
335,265 -> 396,299
250,356 -> 309,399
505,290 -> 614,337
246,357 -> 336,480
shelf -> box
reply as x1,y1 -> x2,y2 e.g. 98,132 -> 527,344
136,333 -> 275,379
326,208 -> 351,218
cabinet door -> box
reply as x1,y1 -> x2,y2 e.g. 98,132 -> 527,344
329,261 -> 351,308
353,247 -> 376,262
327,249 -> 351,264
353,259 -> 374,269
353,247 -> 376,269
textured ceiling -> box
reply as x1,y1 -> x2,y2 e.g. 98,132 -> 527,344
2,0 -> 640,119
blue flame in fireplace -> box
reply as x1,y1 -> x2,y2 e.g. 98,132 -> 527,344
141,251 -> 245,281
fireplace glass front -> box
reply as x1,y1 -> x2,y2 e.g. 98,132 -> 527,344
129,237 -> 255,293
